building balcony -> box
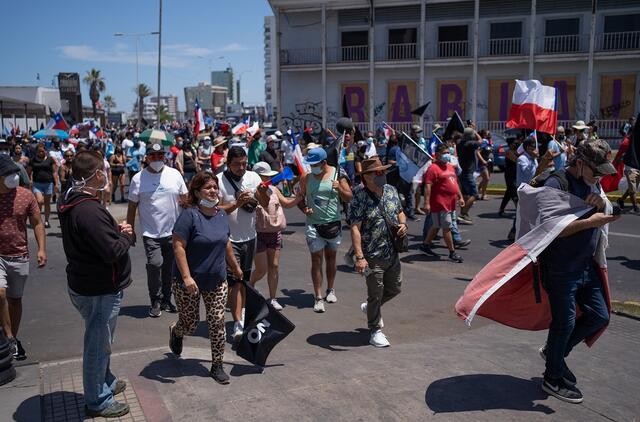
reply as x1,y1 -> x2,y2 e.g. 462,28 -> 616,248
279,31 -> 640,66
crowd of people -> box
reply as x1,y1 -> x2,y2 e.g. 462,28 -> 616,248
0,111 -> 633,416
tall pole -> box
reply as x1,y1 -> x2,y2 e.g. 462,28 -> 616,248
472,0 -> 479,123
368,0 -> 375,131
135,36 -> 139,90
156,0 -> 163,126
585,0 -> 597,121
419,0 -> 425,129
528,0 -> 537,79
275,8 -> 282,129
321,4 -> 327,130
0,101 -> 4,134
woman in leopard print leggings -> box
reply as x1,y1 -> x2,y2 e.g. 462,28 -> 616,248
170,172 -> 243,384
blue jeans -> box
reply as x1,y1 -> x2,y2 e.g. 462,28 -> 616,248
422,212 -> 462,242
68,288 -> 123,411
543,264 -> 609,379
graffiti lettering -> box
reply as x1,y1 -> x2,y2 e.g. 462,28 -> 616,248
600,100 -> 632,119
281,101 -> 338,136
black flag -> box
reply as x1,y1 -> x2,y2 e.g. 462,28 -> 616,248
443,111 -> 465,141
342,94 -> 350,118
623,113 -> 640,170
235,285 -> 295,367
411,101 -> 431,117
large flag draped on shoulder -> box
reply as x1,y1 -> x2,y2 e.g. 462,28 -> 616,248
235,285 -> 295,367
455,184 -> 612,347
194,98 -> 205,135
506,80 -> 558,134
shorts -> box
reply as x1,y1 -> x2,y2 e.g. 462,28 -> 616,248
256,231 -> 283,253
624,168 -> 639,193
33,182 -> 53,195
227,238 -> 256,286
460,172 -> 478,198
305,224 -> 342,254
286,163 -> 299,176
431,211 -> 455,231
0,255 -> 29,299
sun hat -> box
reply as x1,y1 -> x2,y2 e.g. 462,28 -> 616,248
304,147 -> 327,165
253,161 -> 279,177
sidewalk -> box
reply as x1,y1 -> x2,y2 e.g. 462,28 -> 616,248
3,315 -> 638,421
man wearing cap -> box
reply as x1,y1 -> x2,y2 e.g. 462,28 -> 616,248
0,155 -> 47,361
259,135 -> 281,172
538,139 -> 619,404
571,120 -> 588,147
127,143 -> 188,318
197,136 -> 213,173
350,157 -> 406,347
457,127 -> 483,224
298,147 -> 352,313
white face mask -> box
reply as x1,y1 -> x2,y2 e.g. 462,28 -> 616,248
149,161 -> 164,172
199,197 -> 219,208
3,173 -> 19,189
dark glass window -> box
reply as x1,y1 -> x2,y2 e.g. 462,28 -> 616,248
341,31 -> 368,61
489,22 -> 522,55
602,14 -> 640,50
438,25 -> 469,57
544,18 -> 580,53
388,28 -> 417,59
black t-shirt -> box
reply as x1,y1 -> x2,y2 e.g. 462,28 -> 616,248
259,148 -> 280,171
31,156 -> 55,183
505,139 -> 518,180
457,140 -> 481,173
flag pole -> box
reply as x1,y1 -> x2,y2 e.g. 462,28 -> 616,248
401,130 -> 433,160
334,130 -> 345,181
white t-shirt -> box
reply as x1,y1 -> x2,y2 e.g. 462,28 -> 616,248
280,139 -> 294,164
128,166 -> 188,238
121,138 -> 135,155
217,170 -> 262,242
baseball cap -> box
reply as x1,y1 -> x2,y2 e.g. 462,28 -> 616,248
267,134 -> 278,142
253,161 -> 279,177
304,147 -> 327,165
274,130 -> 283,138
0,155 -> 19,177
411,124 -> 423,133
577,139 -> 617,176
149,143 -> 165,153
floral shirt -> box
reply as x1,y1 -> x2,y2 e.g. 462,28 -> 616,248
349,184 -> 402,261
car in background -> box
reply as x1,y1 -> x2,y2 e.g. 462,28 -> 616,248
491,133 -> 508,172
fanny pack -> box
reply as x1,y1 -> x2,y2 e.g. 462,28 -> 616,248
314,220 -> 342,239
224,172 -> 258,213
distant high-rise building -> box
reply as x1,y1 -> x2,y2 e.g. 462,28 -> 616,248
149,95 -> 179,118
184,82 -> 228,118
211,67 -> 236,103
264,16 -> 277,121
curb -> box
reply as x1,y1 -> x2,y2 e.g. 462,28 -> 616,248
485,187 -> 622,200
611,300 -> 640,321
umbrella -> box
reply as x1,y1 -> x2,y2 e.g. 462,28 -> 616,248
138,128 -> 175,146
33,129 -> 69,140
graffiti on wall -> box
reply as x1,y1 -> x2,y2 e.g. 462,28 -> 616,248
599,75 -> 636,119
281,101 -> 328,136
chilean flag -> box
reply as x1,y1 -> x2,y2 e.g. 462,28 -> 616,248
194,98 -> 205,135
46,112 -> 70,131
506,80 -> 558,134
291,132 -> 308,175
232,117 -> 250,135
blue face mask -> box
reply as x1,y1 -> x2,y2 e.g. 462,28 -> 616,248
439,153 -> 452,163
448,147 -> 455,155
366,137 -> 373,145
310,166 -> 323,175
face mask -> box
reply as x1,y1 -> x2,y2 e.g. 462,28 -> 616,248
310,166 -> 323,175
199,197 -> 219,208
3,173 -> 19,189
366,137 -> 373,145
149,161 -> 164,172
448,147 -> 455,154
439,153 -> 452,163
373,174 -> 386,188
578,161 -> 598,187
203,140 -> 211,147
225,170 -> 243,182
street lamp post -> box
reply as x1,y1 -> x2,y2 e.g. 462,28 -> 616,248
157,0 -> 163,126
114,31 -> 160,92
238,70 -> 252,105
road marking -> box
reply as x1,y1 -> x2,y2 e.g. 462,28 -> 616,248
609,232 -> 640,239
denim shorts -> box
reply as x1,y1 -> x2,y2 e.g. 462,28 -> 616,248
459,172 -> 478,197
0,255 -> 30,299
431,211 -> 455,230
33,182 -> 53,195
305,224 -> 342,254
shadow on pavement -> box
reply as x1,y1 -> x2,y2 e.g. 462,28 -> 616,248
306,328 -> 370,351
228,362 -> 283,377
488,239 -> 512,249
337,264 -> 355,274
425,374 -> 554,415
279,289 -> 314,309
119,305 -> 151,319
139,353 -> 210,383
16,392 -> 84,422
287,222 -> 306,227
476,212 -> 509,220
401,253 -> 441,264
608,255 -> 640,271
45,231 -> 63,238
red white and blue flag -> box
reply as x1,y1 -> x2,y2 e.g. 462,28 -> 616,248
232,117 -> 251,135
291,131 -> 308,175
506,80 -> 558,134
46,112 -> 70,131
194,98 -> 205,135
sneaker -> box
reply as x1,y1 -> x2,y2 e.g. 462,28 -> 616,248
369,329 -> 390,348
325,289 -> 337,303
161,302 -> 177,313
542,377 -> 583,404
269,298 -> 283,311
617,198 -> 625,210
313,298 -> 325,313
12,338 -> 26,361
85,401 -> 130,418
449,251 -> 464,263
539,346 -> 577,386
232,321 -> 244,342
454,239 -> 471,249
149,302 -> 161,318
457,214 -> 473,225
44,221 -> 50,229
113,380 -> 127,396
407,214 -> 421,222
210,363 -> 230,385
169,323 -> 183,356
360,302 -> 383,327
419,244 -> 438,256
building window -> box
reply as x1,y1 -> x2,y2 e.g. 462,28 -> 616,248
603,14 -> 640,50
388,28 -> 417,59
544,18 -> 580,53
489,21 -> 522,55
341,30 -> 368,61
438,25 -> 469,57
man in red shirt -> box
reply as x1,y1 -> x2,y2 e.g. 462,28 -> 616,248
420,144 -> 465,263
0,155 -> 47,360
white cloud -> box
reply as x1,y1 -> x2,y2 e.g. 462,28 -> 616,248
219,42 -> 247,52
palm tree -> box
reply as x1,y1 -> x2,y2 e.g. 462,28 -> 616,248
152,103 -> 173,123
103,95 -> 116,115
134,84 -> 152,128
83,68 -> 106,118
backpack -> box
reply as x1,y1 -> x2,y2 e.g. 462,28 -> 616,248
529,169 -> 569,192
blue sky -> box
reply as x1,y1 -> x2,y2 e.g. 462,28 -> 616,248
0,0 -> 273,113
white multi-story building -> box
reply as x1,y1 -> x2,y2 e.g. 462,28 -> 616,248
268,0 -> 640,137
184,83 -> 229,118
149,95 -> 179,118
264,16 -> 279,121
